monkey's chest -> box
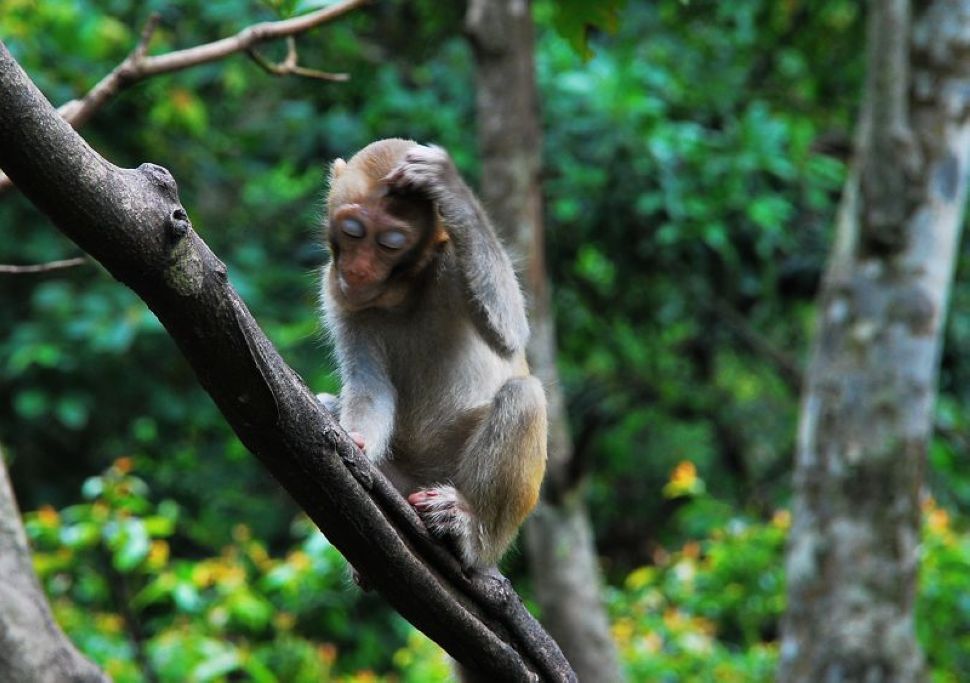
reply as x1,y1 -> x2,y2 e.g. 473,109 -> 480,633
386,328 -> 509,464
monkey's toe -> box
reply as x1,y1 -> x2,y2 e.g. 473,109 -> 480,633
408,486 -> 471,537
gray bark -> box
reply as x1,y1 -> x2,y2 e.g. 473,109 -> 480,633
0,448 -> 108,683
0,41 -> 575,683
466,2 -> 625,681
779,1 -> 970,681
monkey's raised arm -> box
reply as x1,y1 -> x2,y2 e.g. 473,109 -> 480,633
386,146 -> 529,357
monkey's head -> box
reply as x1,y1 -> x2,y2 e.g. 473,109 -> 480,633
325,138 -> 448,311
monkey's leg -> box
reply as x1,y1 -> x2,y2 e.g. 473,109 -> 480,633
409,376 -> 547,568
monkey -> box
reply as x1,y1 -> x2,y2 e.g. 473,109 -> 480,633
319,138 -> 547,571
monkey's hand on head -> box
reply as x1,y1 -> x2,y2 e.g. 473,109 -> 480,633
385,145 -> 530,359
383,144 -> 460,200
322,139 -> 546,572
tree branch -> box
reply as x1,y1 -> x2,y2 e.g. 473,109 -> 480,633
0,0 -> 367,194
0,256 -> 89,274
248,36 -> 349,82
0,42 -> 574,683
859,0 -> 916,253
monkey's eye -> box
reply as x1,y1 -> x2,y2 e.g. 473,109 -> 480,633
377,229 -> 408,250
341,218 -> 365,238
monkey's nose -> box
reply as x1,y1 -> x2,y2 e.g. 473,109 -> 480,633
342,268 -> 370,287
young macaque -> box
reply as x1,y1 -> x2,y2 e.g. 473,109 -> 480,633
320,138 -> 547,570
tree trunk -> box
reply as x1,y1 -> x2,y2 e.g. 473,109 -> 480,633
779,1 -> 970,681
0,447 -> 108,683
465,2 -> 625,681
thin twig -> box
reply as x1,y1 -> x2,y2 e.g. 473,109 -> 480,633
139,0 -> 367,75
0,257 -> 88,274
247,38 -> 349,82
0,0 -> 368,194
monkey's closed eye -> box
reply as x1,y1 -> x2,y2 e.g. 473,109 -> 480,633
377,229 -> 408,250
341,218 -> 365,238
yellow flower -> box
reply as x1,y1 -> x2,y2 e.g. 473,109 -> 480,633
927,507 -> 949,533
318,643 -> 338,666
772,509 -> 791,529
611,617 -> 635,645
287,550 -> 312,571
662,461 -> 705,498
273,611 -> 296,631
626,566 -> 653,591
37,505 -> 59,526
95,613 -> 124,633
147,540 -> 169,569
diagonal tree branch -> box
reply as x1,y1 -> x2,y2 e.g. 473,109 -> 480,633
0,42 -> 575,683
0,0 -> 368,194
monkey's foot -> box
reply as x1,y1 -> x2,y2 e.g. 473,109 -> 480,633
408,486 -> 474,549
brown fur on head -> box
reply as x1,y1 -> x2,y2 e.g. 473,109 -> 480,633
327,138 -> 418,211
325,139 -> 449,312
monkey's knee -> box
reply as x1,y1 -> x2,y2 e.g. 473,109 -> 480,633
457,376 -> 546,565
495,377 -> 547,470
492,376 -> 547,430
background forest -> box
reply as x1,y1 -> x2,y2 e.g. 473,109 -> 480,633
1,0 -> 969,681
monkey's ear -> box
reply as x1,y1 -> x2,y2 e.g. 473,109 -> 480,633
434,225 -> 450,248
329,158 -> 347,182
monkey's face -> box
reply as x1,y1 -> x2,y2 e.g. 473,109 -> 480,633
325,138 -> 449,311
327,191 -> 441,311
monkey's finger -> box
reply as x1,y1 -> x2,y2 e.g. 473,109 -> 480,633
348,431 -> 366,452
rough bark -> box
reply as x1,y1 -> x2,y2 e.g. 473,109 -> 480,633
0,42 -> 575,683
0,448 -> 108,683
466,2 -> 625,681
779,1 -> 970,681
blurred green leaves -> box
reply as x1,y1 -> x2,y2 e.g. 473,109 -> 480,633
25,461 -> 424,681
541,0 -> 624,60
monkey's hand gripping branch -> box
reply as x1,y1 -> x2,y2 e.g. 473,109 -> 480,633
0,43 -> 575,683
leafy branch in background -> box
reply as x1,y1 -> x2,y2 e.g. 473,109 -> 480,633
0,0 -> 367,195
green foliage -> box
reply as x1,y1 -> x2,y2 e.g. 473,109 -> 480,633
25,461 -> 431,681
613,470 -> 970,682
537,0 -> 861,560
918,502 -> 970,682
23,462 -> 970,679
537,0 -> 625,60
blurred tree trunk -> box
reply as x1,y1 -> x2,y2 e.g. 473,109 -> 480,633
780,1 -> 970,681
465,2 -> 624,681
0,447 -> 107,682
